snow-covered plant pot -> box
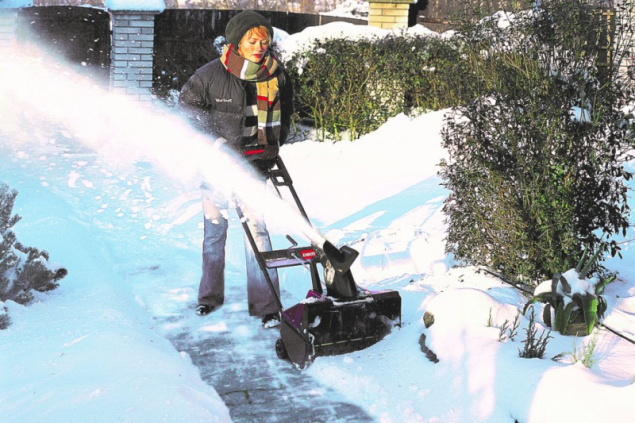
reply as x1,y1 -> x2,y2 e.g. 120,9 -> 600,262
524,248 -> 612,336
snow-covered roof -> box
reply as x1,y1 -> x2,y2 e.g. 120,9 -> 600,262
104,0 -> 166,12
0,0 -> 34,8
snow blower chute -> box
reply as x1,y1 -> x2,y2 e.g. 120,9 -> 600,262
237,148 -> 402,368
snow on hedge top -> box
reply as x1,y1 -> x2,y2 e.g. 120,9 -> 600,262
279,21 -> 439,61
104,0 -> 166,12
0,0 -> 33,8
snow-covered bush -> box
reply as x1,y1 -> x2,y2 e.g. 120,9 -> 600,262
0,183 -> 67,328
285,34 -> 466,140
440,0 -> 633,285
0,302 -> 9,330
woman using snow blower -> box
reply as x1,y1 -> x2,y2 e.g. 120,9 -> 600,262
179,10 -> 294,327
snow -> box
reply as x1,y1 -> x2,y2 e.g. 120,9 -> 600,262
320,0 -> 369,20
0,0 -> 33,8
535,269 -> 598,298
1,16 -> 635,423
571,106 -> 592,123
104,0 -> 166,12
279,21 -> 441,63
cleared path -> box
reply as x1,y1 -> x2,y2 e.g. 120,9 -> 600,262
164,282 -> 375,423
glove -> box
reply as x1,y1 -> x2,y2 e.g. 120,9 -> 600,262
261,144 -> 279,161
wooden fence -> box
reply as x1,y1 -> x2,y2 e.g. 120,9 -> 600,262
152,9 -> 366,97
9,6 -> 365,96
17,7 -> 111,83
417,0 -> 522,32
28,1 -> 344,13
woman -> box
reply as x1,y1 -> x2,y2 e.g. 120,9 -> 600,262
179,10 -> 294,327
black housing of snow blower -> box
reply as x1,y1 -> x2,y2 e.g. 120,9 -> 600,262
237,151 -> 402,368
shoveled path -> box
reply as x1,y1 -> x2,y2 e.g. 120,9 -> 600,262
163,282 -> 375,423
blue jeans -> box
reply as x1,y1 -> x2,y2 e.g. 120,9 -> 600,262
198,182 -> 280,316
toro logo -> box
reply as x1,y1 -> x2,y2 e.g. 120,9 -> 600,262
301,249 -> 317,259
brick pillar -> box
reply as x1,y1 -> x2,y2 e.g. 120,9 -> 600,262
0,8 -> 18,54
369,0 -> 412,30
108,10 -> 162,101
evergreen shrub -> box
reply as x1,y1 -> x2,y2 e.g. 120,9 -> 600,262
440,0 -> 633,285
0,183 -> 67,328
284,34 -> 467,141
0,304 -> 9,330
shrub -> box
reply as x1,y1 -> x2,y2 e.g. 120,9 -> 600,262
519,306 -> 552,359
284,34 -> 465,141
498,320 -> 509,341
285,37 -> 393,141
0,303 -> 9,330
387,35 -> 473,113
0,183 -> 67,328
497,312 -> 520,342
439,0 -> 633,285
568,333 -> 599,368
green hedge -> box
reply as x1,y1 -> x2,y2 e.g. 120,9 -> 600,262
283,34 -> 472,141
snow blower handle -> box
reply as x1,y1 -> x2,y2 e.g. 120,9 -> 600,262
243,146 -> 278,162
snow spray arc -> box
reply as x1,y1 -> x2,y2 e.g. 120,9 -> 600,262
0,46 -> 324,248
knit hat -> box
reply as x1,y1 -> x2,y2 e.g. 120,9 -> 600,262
225,10 -> 274,48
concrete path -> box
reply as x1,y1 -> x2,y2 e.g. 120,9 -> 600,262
163,282 -> 375,423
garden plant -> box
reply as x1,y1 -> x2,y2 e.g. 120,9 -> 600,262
284,34 -> 469,141
0,183 -> 67,329
440,0 -> 634,286
523,244 -> 614,336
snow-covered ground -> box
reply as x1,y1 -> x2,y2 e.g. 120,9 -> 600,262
1,21 -> 635,423
320,0 -> 369,19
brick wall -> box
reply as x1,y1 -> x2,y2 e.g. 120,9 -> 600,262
369,0 -> 411,30
110,12 -> 159,101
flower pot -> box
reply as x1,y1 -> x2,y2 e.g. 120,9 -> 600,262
564,315 -> 590,336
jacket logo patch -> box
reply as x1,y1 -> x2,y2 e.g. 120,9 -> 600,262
215,98 -> 232,103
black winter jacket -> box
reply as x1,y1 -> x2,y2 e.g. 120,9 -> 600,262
179,58 -> 294,149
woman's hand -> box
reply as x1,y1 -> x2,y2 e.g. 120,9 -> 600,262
261,144 -> 279,160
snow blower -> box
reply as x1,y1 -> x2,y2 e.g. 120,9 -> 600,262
237,148 -> 402,368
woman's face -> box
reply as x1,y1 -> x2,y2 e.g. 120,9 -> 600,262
238,29 -> 270,63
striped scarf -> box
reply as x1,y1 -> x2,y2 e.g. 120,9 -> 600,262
221,45 -> 281,147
